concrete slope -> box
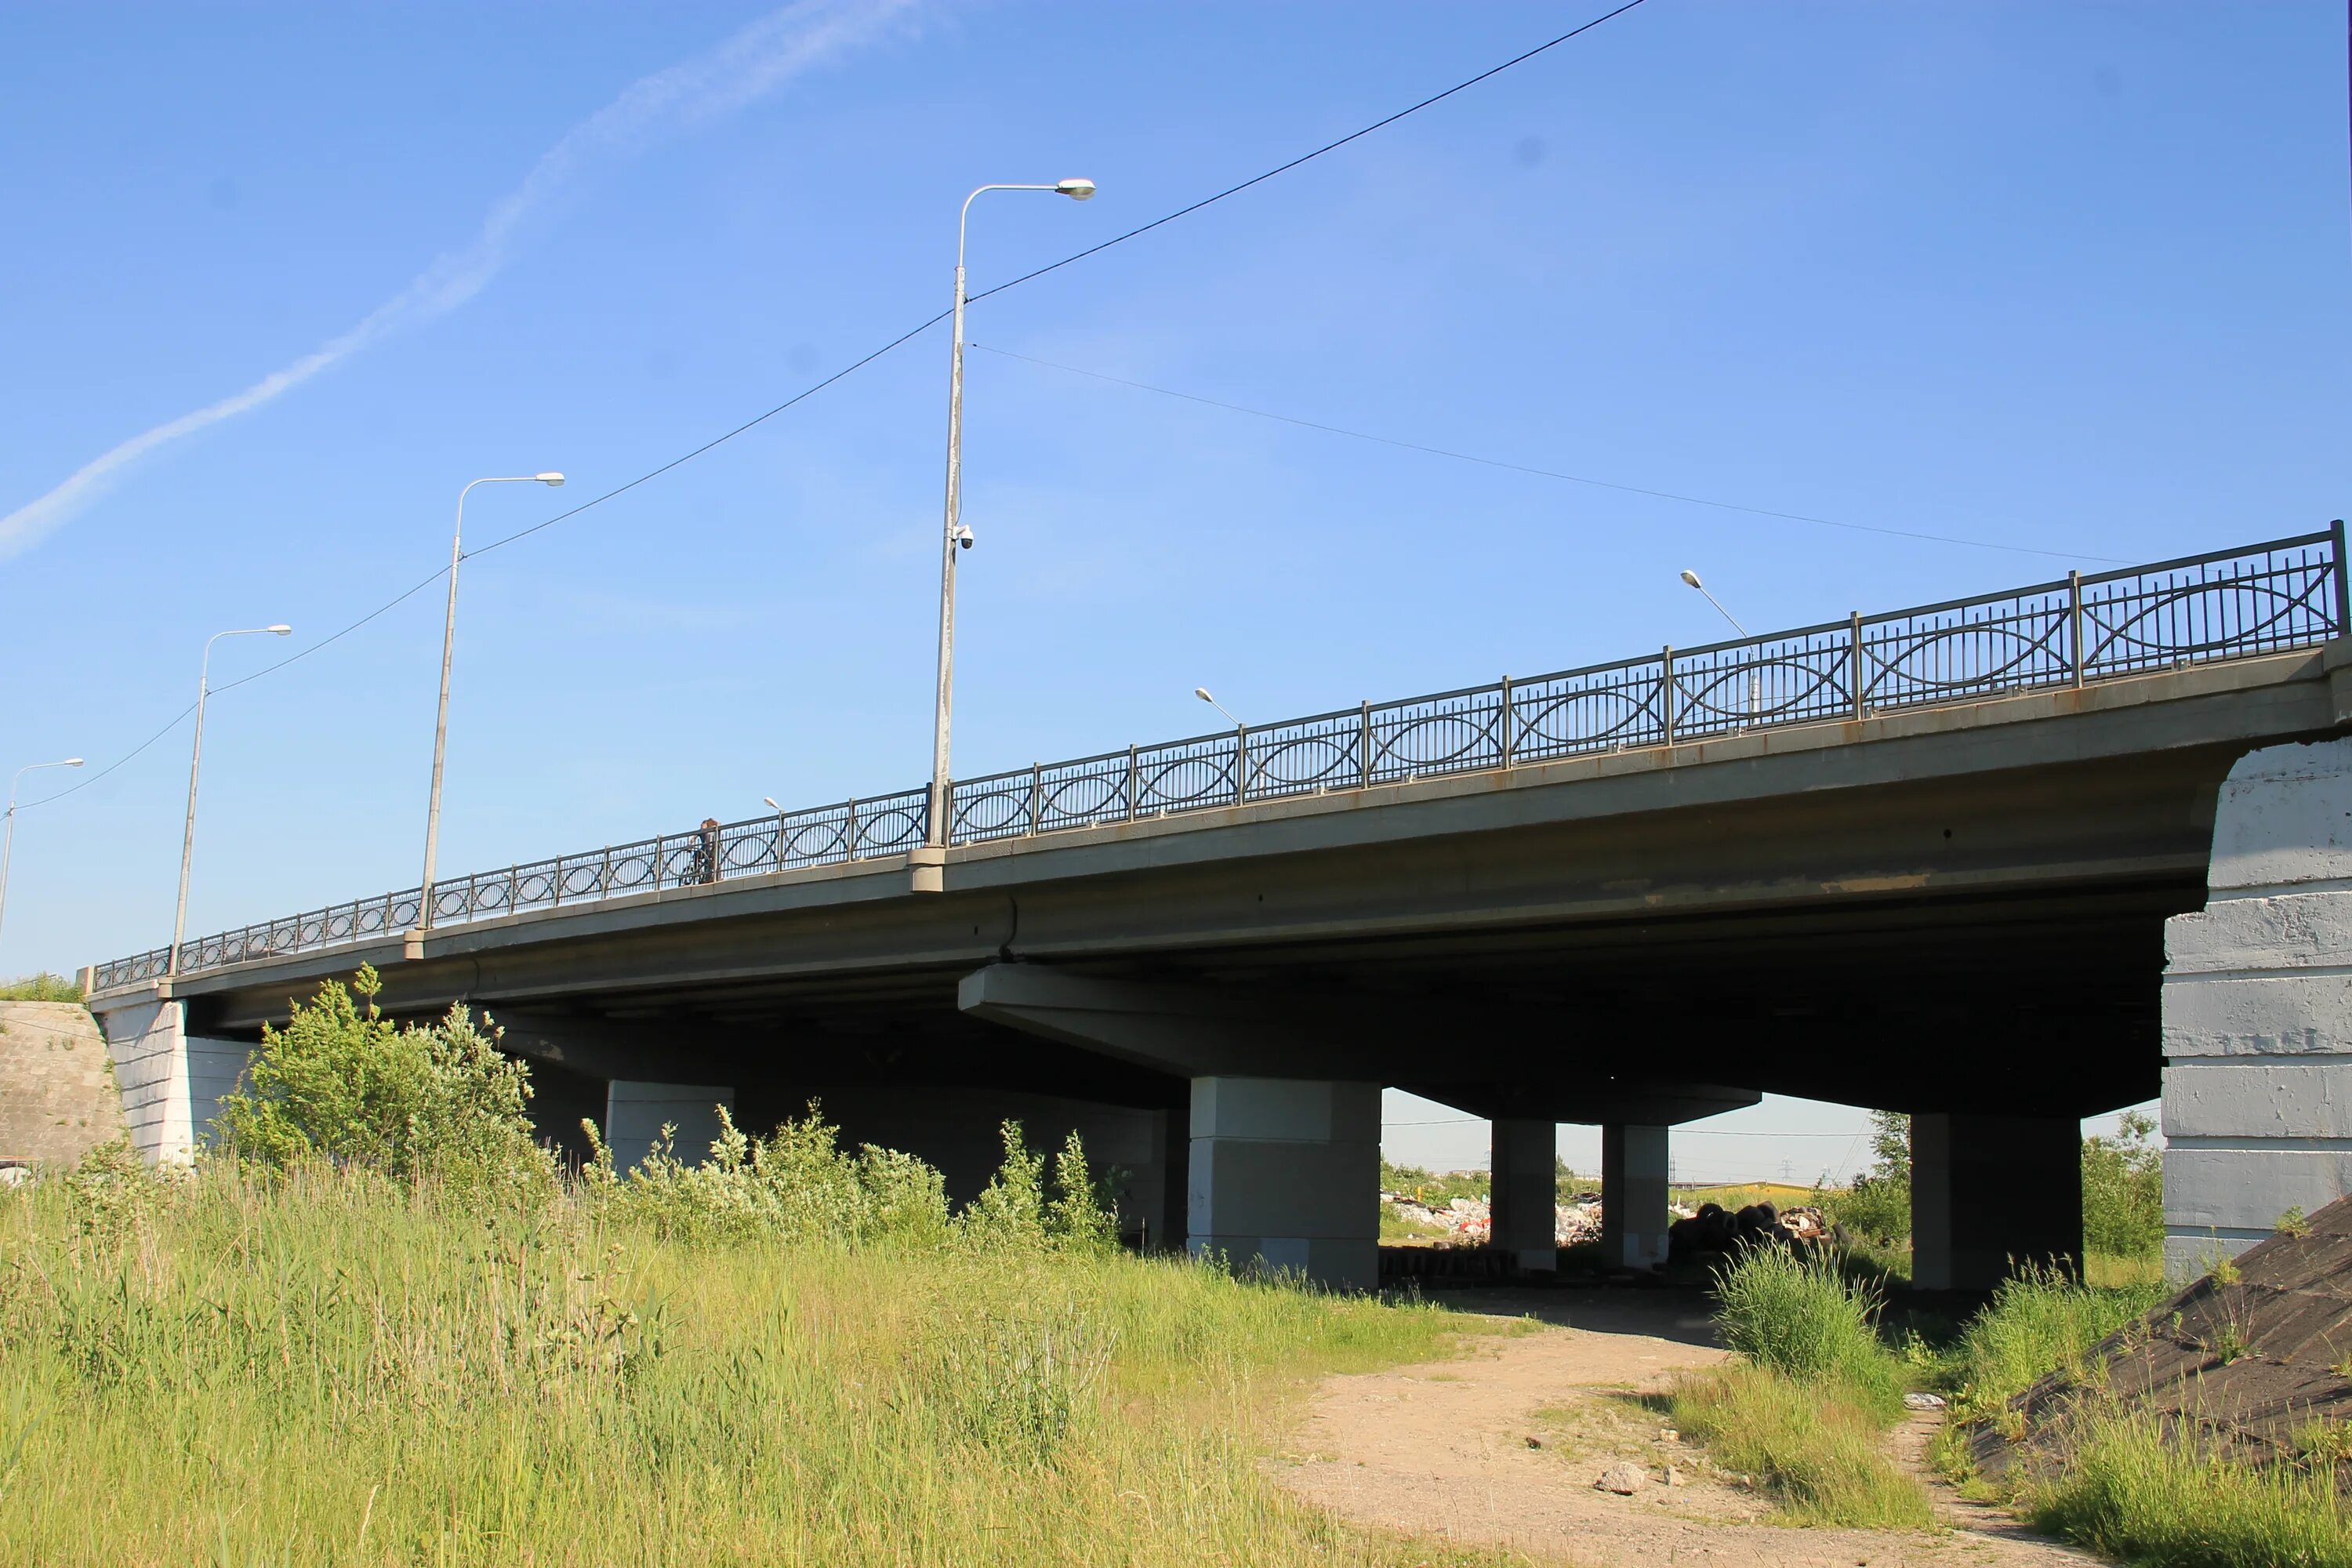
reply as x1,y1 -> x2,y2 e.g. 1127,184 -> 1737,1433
0,1001 -> 125,1167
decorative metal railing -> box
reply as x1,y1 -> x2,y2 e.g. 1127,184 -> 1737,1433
93,527 -> 2347,992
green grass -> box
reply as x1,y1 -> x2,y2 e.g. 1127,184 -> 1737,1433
1940,1263 -> 2165,1434
1668,1245 -> 1931,1528
1669,1364 -> 1933,1529
2026,1404 -> 2352,1567
0,1157 -> 1515,1566
0,973 -> 81,1002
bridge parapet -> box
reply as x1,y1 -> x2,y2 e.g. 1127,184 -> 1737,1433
93,527 -> 2347,993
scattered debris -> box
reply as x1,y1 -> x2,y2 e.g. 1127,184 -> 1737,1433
1666,1200 -> 1832,1269
1594,1461 -> 1646,1495
1903,1392 -> 1947,1411
1662,1464 -> 1682,1486
1524,1434 -> 1544,1449
1657,1427 -> 1679,1443
1379,1189 -> 1606,1247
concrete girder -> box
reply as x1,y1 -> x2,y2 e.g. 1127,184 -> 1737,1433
1403,1080 -> 1761,1127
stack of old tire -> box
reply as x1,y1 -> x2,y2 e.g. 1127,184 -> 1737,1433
1666,1200 -> 1826,1273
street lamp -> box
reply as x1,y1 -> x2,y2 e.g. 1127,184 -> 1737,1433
924,178 -> 1097,856
170,625 -> 292,977
1193,686 -> 1243,730
1679,568 -> 1758,722
417,472 -> 564,936
0,757 -> 84,960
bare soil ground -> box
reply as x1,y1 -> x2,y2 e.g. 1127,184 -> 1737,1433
1270,1288 -> 2097,1567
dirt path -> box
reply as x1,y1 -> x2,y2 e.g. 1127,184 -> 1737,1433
1270,1290 -> 2096,1567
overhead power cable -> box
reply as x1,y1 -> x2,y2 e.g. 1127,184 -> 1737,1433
24,2 -> 1657,811
969,343 -> 2125,566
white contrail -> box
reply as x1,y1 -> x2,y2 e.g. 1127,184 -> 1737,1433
0,0 -> 919,561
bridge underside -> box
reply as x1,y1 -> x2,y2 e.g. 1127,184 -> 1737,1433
106,653 -> 2350,1290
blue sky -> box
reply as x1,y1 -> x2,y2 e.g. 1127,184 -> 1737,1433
4,2 -> 2342,1178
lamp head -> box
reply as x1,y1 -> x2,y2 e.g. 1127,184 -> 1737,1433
1679,570 -> 1703,590
267,624 -> 293,636
64,758 -> 84,768
535,472 -> 565,487
764,797 -> 782,812
1193,687 -> 1214,704
1054,177 -> 1097,201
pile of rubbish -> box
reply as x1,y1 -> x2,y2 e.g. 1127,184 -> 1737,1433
1665,1200 -> 1830,1267
1380,1190 -> 1606,1247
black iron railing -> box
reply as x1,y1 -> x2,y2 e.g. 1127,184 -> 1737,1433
93,527 -> 2347,991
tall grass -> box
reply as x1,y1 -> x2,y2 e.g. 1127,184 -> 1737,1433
0,973 -> 80,1002
1711,1243 -> 1904,1419
1944,1263 -> 2165,1433
0,1157 -> 1504,1566
1671,1244 -> 1930,1527
2027,1406 -> 2352,1567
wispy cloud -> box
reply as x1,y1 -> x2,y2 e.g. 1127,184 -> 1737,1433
0,0 -> 919,561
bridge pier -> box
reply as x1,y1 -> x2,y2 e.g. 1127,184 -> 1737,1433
1909,1112 -> 2082,1290
85,995 -> 250,1166
2164,736 -> 2352,1275
1188,1076 -> 1380,1290
1489,1118 -> 1558,1269
1601,1123 -> 1670,1269
602,1081 -> 737,1171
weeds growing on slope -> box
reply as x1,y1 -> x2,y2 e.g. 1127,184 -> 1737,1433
1711,1242 -> 1904,1418
1941,1263 -> 2165,1435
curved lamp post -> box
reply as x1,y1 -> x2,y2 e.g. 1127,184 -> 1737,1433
416,472 -> 564,937
171,625 -> 292,977
1679,568 -> 1758,721
924,178 -> 1096,858
0,756 -> 83,960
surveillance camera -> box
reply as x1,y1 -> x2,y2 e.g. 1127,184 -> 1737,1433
955,524 -> 975,550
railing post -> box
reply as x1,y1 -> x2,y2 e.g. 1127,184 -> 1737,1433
1500,675 -> 1515,767
2068,569 -> 2085,688
1028,763 -> 1042,835
1849,612 -> 1865,720
1125,747 -> 1138,820
2334,518 -> 2350,634
654,834 -> 666,890
1234,725 -> 1248,805
1661,646 -> 1675,745
844,797 -> 858,862
1359,701 -> 1373,788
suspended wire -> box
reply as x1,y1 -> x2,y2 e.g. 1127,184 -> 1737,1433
970,343 -> 2126,566
24,1 -> 1658,809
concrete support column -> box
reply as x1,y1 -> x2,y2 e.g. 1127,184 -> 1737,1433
1187,1077 -> 1377,1290
603,1082 -> 736,1173
1911,1112 -> 2082,1290
90,996 -> 251,1166
2164,738 -> 2352,1276
1601,1123 -> 1669,1269
1490,1117 -> 1558,1270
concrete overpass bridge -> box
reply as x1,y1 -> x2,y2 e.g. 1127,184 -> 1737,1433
84,528 -> 2352,1288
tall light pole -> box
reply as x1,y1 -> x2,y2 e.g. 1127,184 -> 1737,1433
0,757 -> 84,960
1193,686 -> 1243,730
171,625 -> 292,977
925,177 -> 1096,857
417,472 -> 564,937
1679,568 -> 1759,721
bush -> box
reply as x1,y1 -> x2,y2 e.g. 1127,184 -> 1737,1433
2082,1110 -> 2162,1261
0,972 -> 82,1001
1711,1243 -> 1904,1420
212,965 -> 548,1193
582,1102 -> 950,1247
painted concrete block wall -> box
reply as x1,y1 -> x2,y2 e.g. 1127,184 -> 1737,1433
1187,1076 -> 1378,1290
89,999 -> 252,1166
2163,735 -> 2352,1276
603,1081 -> 736,1172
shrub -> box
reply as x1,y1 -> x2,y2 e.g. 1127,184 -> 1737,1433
1711,1243 -> 1904,1419
2082,1111 -> 2163,1261
0,972 -> 82,1001
212,965 -> 548,1192
581,1102 -> 949,1247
